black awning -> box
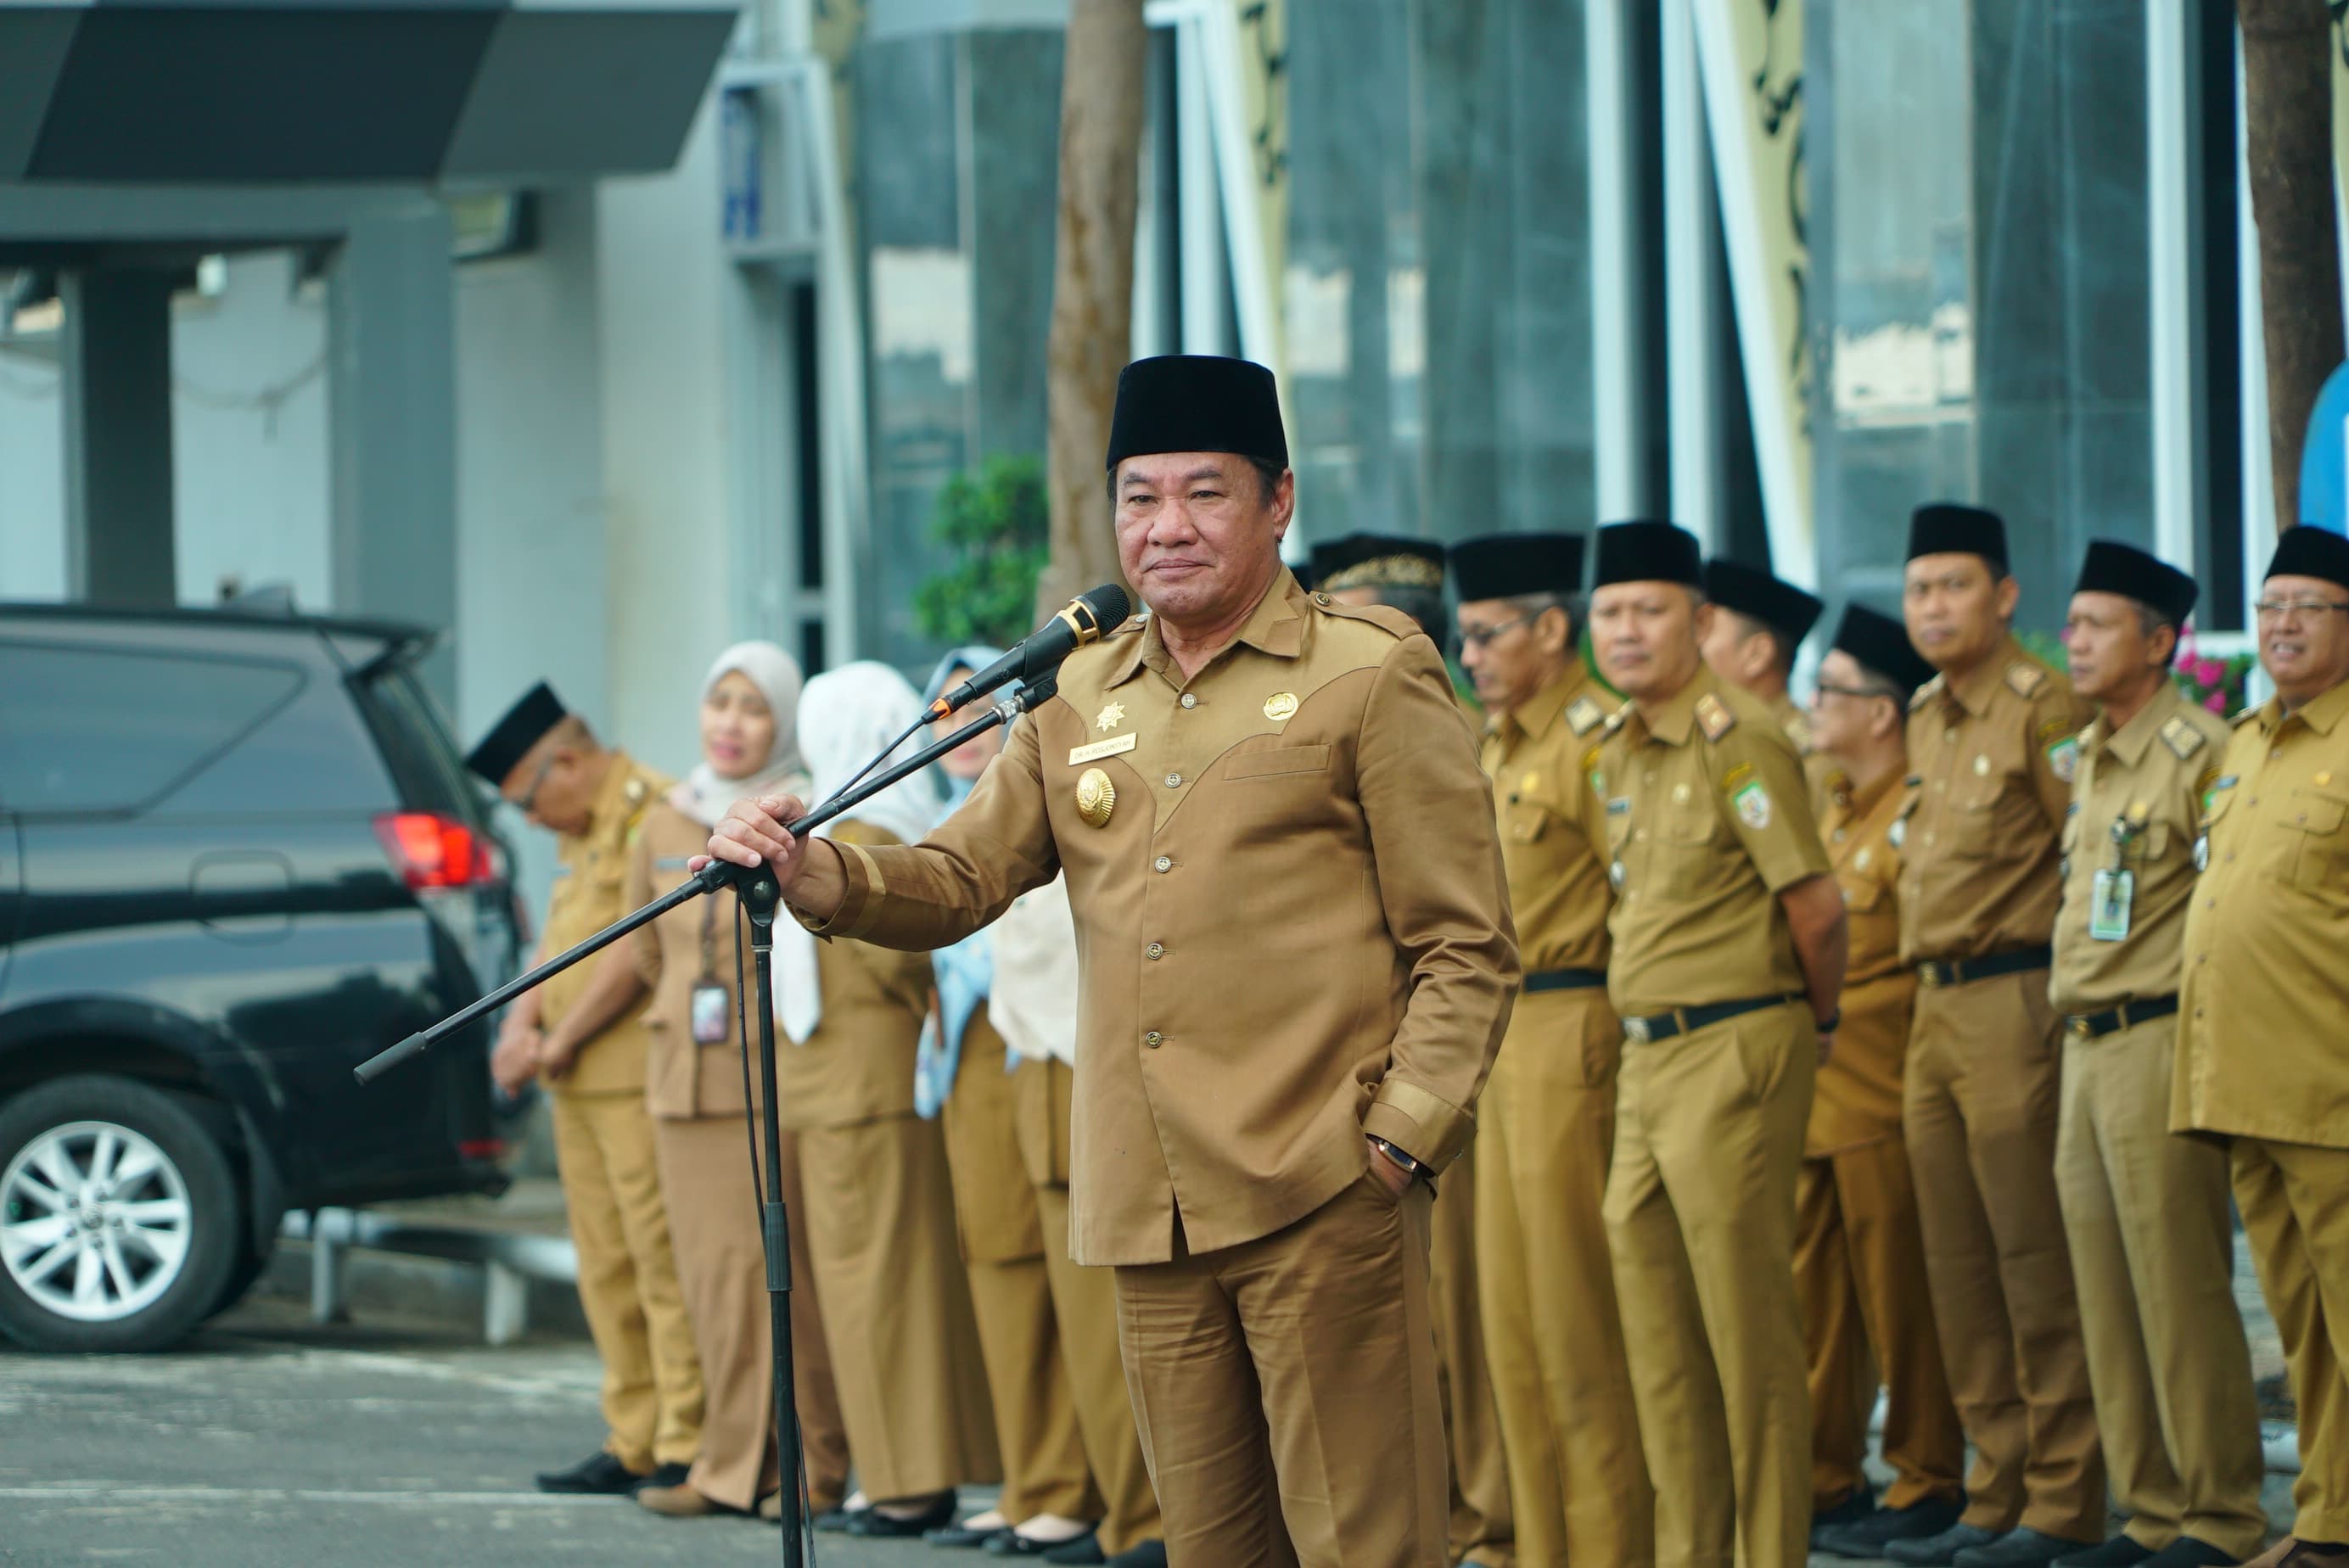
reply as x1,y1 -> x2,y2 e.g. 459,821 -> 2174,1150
0,0 -> 737,183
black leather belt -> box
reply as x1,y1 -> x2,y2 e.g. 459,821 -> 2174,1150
2064,994 -> 2180,1041
1620,994 -> 1800,1046
1524,967 -> 1607,994
1915,946 -> 2053,990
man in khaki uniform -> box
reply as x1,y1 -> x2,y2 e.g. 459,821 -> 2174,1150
1801,605 -> 1968,1562
468,686 -> 704,1496
705,355 -> 1518,1568
2047,541 -> 2267,1568
1451,529 -> 1650,1568
1318,529 -> 1516,1568
1587,521 -> 1848,1568
1889,504 -> 2103,1568
2175,525 -> 2349,1568
1699,557 -> 1833,805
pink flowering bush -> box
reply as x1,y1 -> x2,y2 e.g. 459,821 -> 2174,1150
2174,626 -> 2255,718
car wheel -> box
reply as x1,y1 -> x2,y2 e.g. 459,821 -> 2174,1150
0,1076 -> 239,1352
207,1227 -> 277,1320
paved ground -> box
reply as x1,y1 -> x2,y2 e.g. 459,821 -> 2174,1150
0,1291 -> 2301,1567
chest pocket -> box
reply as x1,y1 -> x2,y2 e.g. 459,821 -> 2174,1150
1952,771 -> 2034,860
2285,788 -> 2349,889
1505,775 -> 1576,847
1661,800 -> 1721,896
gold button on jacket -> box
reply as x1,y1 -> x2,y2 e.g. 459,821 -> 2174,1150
810,572 -> 1520,1267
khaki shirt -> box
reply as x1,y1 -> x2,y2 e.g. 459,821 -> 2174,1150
1483,661 -> 1614,977
1809,766 -> 1915,1155
2049,685 -> 2227,1016
778,821 -> 934,1134
625,799 -> 759,1120
1593,668 -> 1832,1016
2173,680 -> 2349,1149
808,571 -> 1518,1266
1772,692 -> 1839,810
1898,637 -> 2094,965
538,751 -> 669,1096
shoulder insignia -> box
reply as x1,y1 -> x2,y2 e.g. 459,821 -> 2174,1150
2004,661 -> 2049,699
2230,708 -> 2261,730
1694,692 -> 1736,742
2036,715 -> 2073,746
1314,598 -> 1418,640
2158,716 -> 2206,761
1722,760 -> 1755,792
1909,676 -> 1943,713
623,776 -> 648,809
1566,696 -> 1606,736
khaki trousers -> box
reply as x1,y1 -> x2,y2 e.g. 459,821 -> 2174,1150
1903,972 -> 2104,1541
651,1115 -> 853,1513
799,1113 -> 1001,1500
1477,987 -> 1650,1567
1429,1140 -> 1514,1568
1792,1138 -> 1965,1513
2234,1137 -> 2349,1545
1114,1169 -> 1447,1568
549,1087 -> 704,1472
1016,1057 -> 1162,1554
945,1025 -> 1096,1524
1603,1004 -> 1814,1568
2054,1016 -> 2267,1557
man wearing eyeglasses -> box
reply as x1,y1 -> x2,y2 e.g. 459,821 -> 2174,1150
1801,606 -> 1967,1561
1450,529 -> 1651,1567
465,685 -> 704,1502
2173,525 -> 2349,1568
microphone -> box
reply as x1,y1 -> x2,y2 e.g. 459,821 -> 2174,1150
930,584 -> 1131,716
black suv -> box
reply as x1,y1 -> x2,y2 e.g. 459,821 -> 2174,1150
0,603 -> 521,1352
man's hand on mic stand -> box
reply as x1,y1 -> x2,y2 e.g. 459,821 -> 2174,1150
692,794 -> 851,924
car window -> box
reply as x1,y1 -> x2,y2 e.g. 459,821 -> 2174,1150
0,641 -> 304,814
353,665 -> 491,827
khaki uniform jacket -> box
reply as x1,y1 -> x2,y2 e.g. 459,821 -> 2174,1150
1898,638 -> 2094,966
1593,669 -> 1832,1016
1483,660 -> 1614,977
538,752 -> 670,1096
2049,684 -> 2227,1017
1808,767 -> 1913,1156
1773,692 -> 1839,811
625,800 -> 761,1120
806,570 -> 1519,1267
2173,679 -> 2349,1149
782,820 -> 934,1134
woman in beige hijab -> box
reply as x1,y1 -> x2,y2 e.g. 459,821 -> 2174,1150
618,642 -> 854,1520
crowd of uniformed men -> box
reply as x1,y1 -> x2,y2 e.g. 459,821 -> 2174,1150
468,354 -> 2349,1568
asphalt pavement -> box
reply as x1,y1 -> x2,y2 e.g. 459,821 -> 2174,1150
0,1291 -> 2297,1567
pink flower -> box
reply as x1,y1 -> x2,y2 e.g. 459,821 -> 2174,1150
2205,692 -> 2227,714
2195,656 -> 2226,686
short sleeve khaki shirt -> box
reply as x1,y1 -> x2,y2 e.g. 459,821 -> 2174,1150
1481,661 -> 1613,977
2173,680 -> 2349,1149
1594,669 -> 1832,1017
539,751 -> 670,1096
2049,684 -> 2227,1016
1809,766 -> 1913,1154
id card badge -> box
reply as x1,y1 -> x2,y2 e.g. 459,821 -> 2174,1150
2088,869 -> 2133,942
690,982 -> 732,1044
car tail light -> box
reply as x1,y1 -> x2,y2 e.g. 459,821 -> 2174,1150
373,812 -> 499,890
457,1138 -> 507,1161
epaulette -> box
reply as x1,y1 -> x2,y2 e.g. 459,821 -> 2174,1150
623,775 -> 650,810
2004,661 -> 2049,699
2230,707 -> 2262,729
1566,695 -> 1606,736
1601,701 -> 1634,736
2157,715 -> 2206,761
1909,676 -> 1943,713
1694,692 -> 1736,742
1310,593 -> 1416,640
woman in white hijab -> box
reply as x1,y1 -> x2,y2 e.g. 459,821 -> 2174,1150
769,662 -> 1002,1539
618,642 -> 855,1523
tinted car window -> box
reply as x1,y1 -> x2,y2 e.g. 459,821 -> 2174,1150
355,666 -> 491,826
0,641 -> 302,814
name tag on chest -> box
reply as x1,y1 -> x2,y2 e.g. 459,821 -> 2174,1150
1069,732 -> 1139,766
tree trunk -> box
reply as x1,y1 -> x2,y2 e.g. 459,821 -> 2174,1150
1037,0 -> 1148,621
2240,0 -> 2346,533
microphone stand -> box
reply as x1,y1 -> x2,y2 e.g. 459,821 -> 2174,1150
355,675 -> 1057,1568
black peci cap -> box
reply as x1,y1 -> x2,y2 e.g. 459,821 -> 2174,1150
1313,533 -> 1447,594
1702,558 -> 1825,647
2265,524 -> 2349,593
1830,603 -> 1935,703
1591,520 -> 1702,589
2072,539 -> 2199,626
1104,355 -> 1288,473
1906,502 -> 2010,574
464,681 -> 568,784
1449,531 -> 1585,602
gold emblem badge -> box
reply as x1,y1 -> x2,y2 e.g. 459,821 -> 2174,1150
1264,692 -> 1299,723
1096,702 -> 1126,733
1075,768 -> 1117,828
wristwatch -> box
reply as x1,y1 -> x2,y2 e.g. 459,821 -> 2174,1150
1367,1136 -> 1432,1184
1815,1009 -> 1842,1035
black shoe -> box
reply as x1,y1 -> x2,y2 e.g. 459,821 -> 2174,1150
1819,1498 -> 1969,1559
1955,1530 -> 2106,1567
853,1494 -> 961,1538
534,1452 -> 645,1495
630,1462 -> 690,1496
2053,1539 -> 2158,1567
2141,1542 -> 2243,1567
1814,1482 -> 1881,1546
1887,1522 -> 2005,1565
928,1521 -> 1014,1548
1037,1534 -> 1107,1565
1105,1543 -> 1169,1568
815,1504 -> 867,1533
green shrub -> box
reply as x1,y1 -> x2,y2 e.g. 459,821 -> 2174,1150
914,456 -> 1050,649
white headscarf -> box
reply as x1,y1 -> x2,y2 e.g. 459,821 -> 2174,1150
671,641 -> 810,827
775,662 -> 942,1044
